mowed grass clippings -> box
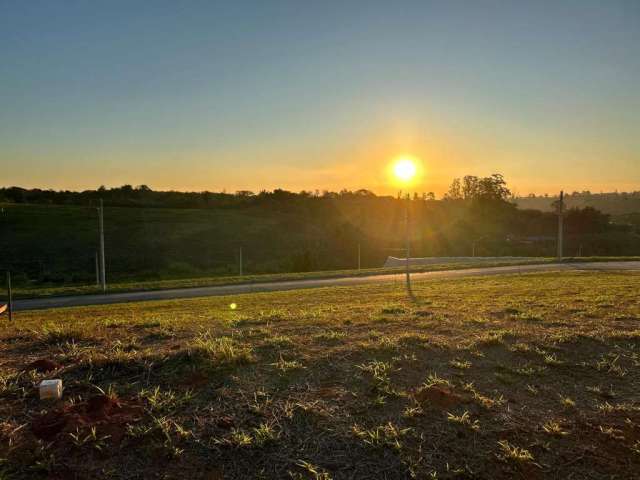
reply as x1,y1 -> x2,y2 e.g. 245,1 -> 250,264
0,271 -> 639,479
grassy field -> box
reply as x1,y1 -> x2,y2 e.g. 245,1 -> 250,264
10,256 -> 640,300
10,258 -> 555,299
4,201 -> 639,291
0,202 -> 315,285
1,271 -> 640,479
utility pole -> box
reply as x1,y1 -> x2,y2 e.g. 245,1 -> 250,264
98,199 -> 106,292
357,243 -> 361,271
404,193 -> 414,298
238,246 -> 243,276
7,271 -> 12,322
556,190 -> 564,261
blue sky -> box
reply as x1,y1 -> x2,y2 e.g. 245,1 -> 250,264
1,0 -> 638,194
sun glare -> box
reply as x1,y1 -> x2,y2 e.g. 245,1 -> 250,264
393,157 -> 418,182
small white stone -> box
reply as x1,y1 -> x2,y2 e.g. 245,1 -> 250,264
39,379 -> 63,400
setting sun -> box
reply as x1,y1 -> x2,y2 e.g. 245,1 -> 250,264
392,157 -> 418,182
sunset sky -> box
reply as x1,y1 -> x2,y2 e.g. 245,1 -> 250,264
1,1 -> 638,196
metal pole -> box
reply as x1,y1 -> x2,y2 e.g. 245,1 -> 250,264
7,271 -> 12,322
95,251 -> 100,286
357,243 -> 361,271
239,246 -> 243,276
405,194 -> 413,298
99,199 -> 106,292
472,241 -> 476,258
557,191 -> 564,261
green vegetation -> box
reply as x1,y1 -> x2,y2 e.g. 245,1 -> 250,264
2,176 -> 639,289
8,256 -> 640,300
516,190 -> 640,215
1,271 -> 639,478
7,257 -> 561,299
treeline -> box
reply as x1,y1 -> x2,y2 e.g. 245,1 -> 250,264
0,184 -> 391,210
3,182 -> 640,217
1,175 -> 639,286
516,191 -> 640,215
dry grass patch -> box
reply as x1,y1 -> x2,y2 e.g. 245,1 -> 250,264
1,271 -> 639,479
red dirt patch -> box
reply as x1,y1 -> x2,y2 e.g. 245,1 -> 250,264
31,410 -> 69,439
181,371 -> 209,389
31,394 -> 143,444
414,385 -> 466,409
25,359 -> 61,373
216,416 -> 235,429
316,385 -> 347,399
86,394 -> 119,418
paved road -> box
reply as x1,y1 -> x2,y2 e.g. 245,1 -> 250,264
13,261 -> 640,311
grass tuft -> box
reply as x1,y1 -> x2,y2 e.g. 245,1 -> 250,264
190,333 -> 254,366
497,440 -> 534,462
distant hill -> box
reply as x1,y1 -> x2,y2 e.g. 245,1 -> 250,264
516,191 -> 640,215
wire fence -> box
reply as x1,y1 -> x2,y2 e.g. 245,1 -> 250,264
1,201 -> 615,290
